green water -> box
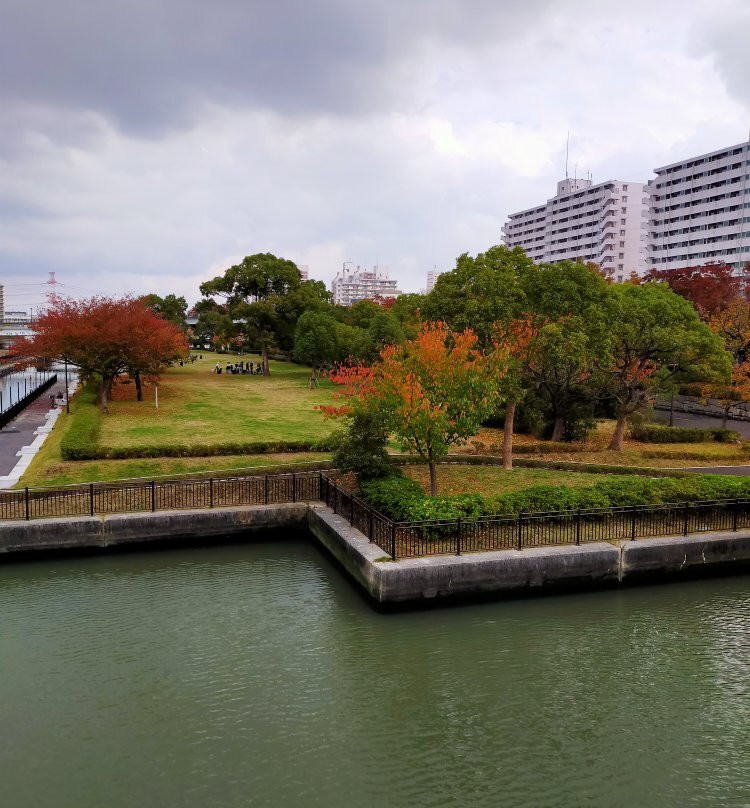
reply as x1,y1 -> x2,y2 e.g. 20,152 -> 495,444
1,538 -> 748,808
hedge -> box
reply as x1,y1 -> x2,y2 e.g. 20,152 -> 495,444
63,437 -> 338,461
630,424 -> 740,444
59,387 -> 102,461
359,469 -> 750,522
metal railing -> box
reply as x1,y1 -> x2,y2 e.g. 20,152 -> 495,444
4,470 -> 750,561
0,372 -> 57,429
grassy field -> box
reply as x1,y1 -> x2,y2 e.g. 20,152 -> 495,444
403,464 -> 636,497
101,354 -> 335,447
462,422 -> 750,468
19,354 -> 335,487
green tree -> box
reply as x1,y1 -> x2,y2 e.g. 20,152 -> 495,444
142,293 -> 188,328
292,311 -> 341,386
599,282 -> 731,450
200,253 -> 304,375
360,311 -> 404,362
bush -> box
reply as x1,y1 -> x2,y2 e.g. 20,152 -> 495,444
60,387 -> 102,460
630,424 -> 741,444
357,463 -> 750,521
332,410 -> 392,481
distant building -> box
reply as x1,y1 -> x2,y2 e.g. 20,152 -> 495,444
298,265 -> 310,281
502,177 -> 649,282
425,270 -> 444,293
330,264 -> 400,307
0,285 -> 4,323
3,310 -> 29,325
648,140 -> 750,272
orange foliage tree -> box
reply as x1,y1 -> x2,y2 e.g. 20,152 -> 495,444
18,297 -> 188,412
322,322 -> 508,495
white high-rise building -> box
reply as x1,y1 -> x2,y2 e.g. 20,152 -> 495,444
502,177 -> 649,281
330,264 -> 401,307
648,140 -> 750,272
298,265 -> 310,281
425,270 -> 444,293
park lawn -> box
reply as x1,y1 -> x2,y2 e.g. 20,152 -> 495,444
403,464 -> 636,498
99,354 -> 336,448
461,421 -> 750,468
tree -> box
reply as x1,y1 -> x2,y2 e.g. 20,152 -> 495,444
359,311 -> 404,362
142,293 -> 188,328
705,297 -> 750,426
323,322 -> 507,495
18,297 -> 188,413
292,311 -> 341,386
643,262 -> 741,319
598,283 -> 731,450
200,253 -> 330,375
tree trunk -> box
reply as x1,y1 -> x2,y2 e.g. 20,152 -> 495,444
99,377 -> 110,414
502,399 -> 516,471
134,370 -> 143,402
608,412 -> 627,450
309,367 -> 318,389
428,460 -> 438,497
262,346 -> 270,376
551,415 -> 564,442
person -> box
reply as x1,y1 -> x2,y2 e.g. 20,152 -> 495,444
49,394 -> 56,408
249,361 -> 254,373
215,363 -> 220,373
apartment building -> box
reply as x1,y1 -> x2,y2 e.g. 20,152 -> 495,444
502,177 -> 649,281
425,269 -> 444,293
330,264 -> 400,307
648,140 -> 750,271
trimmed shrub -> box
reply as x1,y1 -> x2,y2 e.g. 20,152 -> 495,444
359,473 -> 424,521
60,387 -> 102,461
630,424 -> 741,444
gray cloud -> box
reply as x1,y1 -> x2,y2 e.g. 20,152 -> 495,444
1,0 -> 556,133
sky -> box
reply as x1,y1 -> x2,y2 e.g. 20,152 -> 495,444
1,0 -> 750,312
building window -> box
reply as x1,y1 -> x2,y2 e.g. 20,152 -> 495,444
621,219 -> 626,225
620,230 -> 625,236
622,184 -> 628,190
619,241 -> 625,247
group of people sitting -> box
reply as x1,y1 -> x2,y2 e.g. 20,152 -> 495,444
214,361 -> 263,375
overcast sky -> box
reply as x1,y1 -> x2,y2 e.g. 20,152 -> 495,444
2,0 -> 749,311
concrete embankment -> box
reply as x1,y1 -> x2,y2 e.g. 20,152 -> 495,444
2,503 -> 750,605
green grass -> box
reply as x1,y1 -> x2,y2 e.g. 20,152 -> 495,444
19,354 -> 336,487
403,464 -> 637,497
100,355 -> 335,447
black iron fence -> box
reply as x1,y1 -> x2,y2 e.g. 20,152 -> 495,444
0,372 -> 57,429
3,470 -> 750,561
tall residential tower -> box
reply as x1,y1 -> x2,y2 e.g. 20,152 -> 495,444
648,140 -> 750,272
502,177 -> 649,280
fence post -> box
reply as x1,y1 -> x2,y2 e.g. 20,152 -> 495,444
350,494 -> 354,525
368,507 -> 373,542
390,521 -> 397,561
456,517 -> 462,556
151,480 -> 156,512
264,475 -> 269,505
209,478 -> 214,508
24,487 -> 30,521
630,508 -> 637,541
90,483 -> 95,516
683,502 -> 689,536
575,509 -> 581,546
292,473 -> 297,503
318,471 -> 323,502
517,511 -> 523,551
733,499 -> 738,532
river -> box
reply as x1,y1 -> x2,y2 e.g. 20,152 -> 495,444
1,537 -> 748,807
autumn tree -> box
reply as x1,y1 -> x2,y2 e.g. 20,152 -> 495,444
705,297 -> 750,425
323,322 -> 507,495
643,262 -> 741,319
598,283 -> 731,450
19,297 -> 188,413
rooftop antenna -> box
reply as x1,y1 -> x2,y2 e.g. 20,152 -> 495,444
46,271 -> 59,305
565,132 -> 570,179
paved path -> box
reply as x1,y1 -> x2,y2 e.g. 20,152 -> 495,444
652,409 -> 750,438
0,379 -> 68,476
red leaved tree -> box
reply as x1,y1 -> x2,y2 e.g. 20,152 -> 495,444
323,322 -> 508,495
643,262 -> 742,319
18,297 -> 188,412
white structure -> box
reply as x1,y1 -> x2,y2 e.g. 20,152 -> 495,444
0,285 -> 4,324
330,264 -> 400,306
298,265 -> 310,281
425,269 -> 444,293
648,140 -> 750,272
502,177 -> 649,281
3,310 -> 29,325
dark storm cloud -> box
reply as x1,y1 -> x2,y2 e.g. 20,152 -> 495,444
0,0 -> 554,132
